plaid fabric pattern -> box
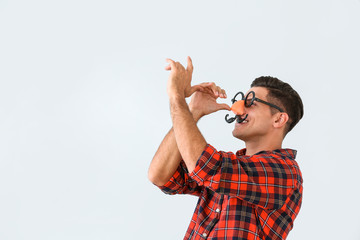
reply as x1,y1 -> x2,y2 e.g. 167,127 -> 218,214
159,144 -> 303,240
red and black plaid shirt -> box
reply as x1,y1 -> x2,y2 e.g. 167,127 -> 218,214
159,144 -> 303,240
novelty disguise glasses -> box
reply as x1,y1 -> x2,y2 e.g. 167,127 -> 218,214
225,91 -> 285,123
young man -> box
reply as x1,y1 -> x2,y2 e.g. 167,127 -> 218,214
148,57 -> 304,239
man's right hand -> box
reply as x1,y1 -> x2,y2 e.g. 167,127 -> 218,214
189,82 -> 231,121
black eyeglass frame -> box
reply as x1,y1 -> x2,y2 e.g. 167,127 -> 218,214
232,91 -> 285,113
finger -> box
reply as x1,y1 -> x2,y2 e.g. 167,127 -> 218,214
190,84 -> 210,96
220,89 -> 227,98
194,82 -> 213,88
210,85 -> 221,98
174,61 -> 186,71
164,64 -> 171,70
201,86 -> 217,97
216,86 -> 223,97
166,58 -> 175,63
194,82 -> 225,98
191,84 -> 205,92
189,85 -> 204,95
210,83 -> 220,97
166,58 -> 176,69
203,82 -> 218,97
186,56 -> 193,73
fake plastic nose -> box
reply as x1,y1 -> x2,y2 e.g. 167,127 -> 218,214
231,100 -> 245,115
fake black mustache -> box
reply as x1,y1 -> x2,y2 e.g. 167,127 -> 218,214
225,114 -> 248,123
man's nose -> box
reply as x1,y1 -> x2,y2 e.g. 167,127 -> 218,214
230,100 -> 245,115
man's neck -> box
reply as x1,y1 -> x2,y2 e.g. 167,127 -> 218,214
244,137 -> 283,156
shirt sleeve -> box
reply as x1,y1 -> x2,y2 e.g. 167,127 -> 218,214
188,144 -> 298,210
158,160 -> 202,197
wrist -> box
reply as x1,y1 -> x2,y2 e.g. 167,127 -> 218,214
169,94 -> 188,116
168,89 -> 185,100
169,93 -> 186,105
189,107 -> 203,122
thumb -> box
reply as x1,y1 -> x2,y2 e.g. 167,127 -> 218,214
216,103 -> 231,111
186,56 -> 194,73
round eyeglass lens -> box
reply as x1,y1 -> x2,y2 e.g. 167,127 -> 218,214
245,91 -> 255,107
232,91 -> 245,104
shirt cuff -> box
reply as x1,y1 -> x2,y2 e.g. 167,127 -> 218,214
188,143 -> 220,186
158,160 -> 188,195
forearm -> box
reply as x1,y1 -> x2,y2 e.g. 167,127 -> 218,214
148,111 -> 202,186
148,128 -> 182,186
170,95 -> 207,173
152,57 -> 224,185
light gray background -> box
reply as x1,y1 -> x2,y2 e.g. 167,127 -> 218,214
1,0 -> 359,239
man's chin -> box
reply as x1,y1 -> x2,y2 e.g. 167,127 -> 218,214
232,129 -> 246,141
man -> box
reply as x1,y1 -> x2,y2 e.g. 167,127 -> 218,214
148,56 -> 304,239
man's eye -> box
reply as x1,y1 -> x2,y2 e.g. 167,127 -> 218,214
245,101 -> 255,107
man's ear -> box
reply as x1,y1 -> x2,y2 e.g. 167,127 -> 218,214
273,112 -> 289,129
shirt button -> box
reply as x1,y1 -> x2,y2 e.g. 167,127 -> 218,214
215,208 -> 220,213
202,233 -> 207,237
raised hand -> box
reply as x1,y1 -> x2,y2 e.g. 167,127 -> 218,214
165,56 -> 203,98
189,82 -> 231,120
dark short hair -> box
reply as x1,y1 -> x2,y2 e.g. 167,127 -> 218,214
251,76 -> 304,134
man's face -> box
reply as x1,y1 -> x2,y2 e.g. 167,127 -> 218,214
232,87 -> 275,141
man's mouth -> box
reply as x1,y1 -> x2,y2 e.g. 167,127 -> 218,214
236,119 -> 249,125
235,114 -> 248,123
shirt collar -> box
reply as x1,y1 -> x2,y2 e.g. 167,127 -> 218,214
236,148 -> 297,160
